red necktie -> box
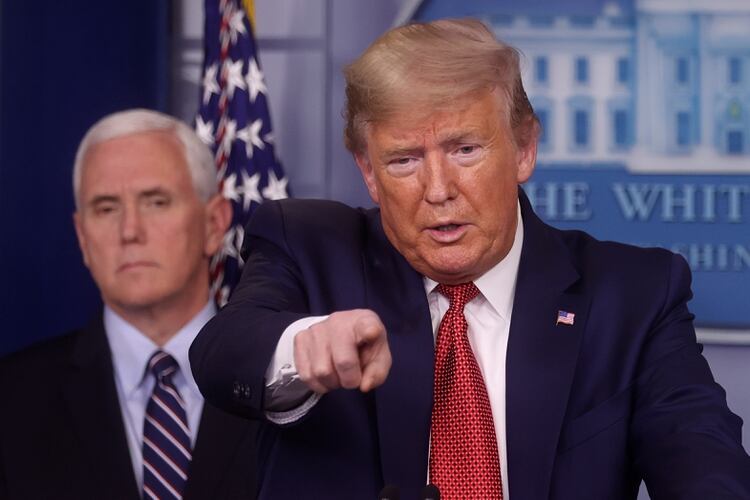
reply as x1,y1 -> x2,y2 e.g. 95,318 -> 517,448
429,282 -> 502,499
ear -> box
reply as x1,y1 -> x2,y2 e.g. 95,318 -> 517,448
73,212 -> 91,268
354,153 -> 380,205
515,137 -> 537,184
203,195 -> 232,257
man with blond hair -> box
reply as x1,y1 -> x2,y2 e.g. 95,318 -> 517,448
191,19 -> 750,499
0,109 -> 257,499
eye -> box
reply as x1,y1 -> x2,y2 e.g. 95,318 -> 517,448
391,157 -> 413,166
146,195 -> 171,208
92,202 -> 118,216
385,157 -> 419,176
452,144 -> 482,166
457,145 -> 478,155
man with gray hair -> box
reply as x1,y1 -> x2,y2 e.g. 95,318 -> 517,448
0,109 -> 257,499
191,19 -> 750,499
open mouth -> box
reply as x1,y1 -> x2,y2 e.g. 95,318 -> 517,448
427,223 -> 467,243
434,224 -> 461,232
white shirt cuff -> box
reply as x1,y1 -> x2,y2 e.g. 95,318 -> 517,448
263,315 -> 329,422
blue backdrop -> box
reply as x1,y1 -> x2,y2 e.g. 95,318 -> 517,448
413,0 -> 750,335
0,1 -> 171,355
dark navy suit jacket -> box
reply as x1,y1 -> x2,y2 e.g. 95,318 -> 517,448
0,316 -> 258,500
190,190 -> 750,499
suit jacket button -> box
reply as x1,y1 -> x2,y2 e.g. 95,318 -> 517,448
233,381 -> 241,397
242,385 -> 252,399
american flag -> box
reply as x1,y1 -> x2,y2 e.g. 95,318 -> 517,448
556,310 -> 575,326
196,0 -> 289,307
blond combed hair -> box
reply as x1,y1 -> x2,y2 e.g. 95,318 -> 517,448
343,18 -> 538,154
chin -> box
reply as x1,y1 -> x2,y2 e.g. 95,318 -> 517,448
110,289 -> 167,310
429,255 -> 482,279
423,263 -> 478,284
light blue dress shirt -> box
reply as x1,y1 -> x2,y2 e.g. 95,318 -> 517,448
104,301 -> 214,490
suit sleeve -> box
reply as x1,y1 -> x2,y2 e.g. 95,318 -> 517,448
190,200 -> 310,420
0,363 -> 7,498
0,449 -> 6,500
631,253 -> 750,498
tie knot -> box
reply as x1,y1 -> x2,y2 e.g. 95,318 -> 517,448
436,282 -> 480,309
147,350 -> 179,381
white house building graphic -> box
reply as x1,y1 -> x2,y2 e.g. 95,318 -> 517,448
402,0 -> 750,334
405,0 -> 750,173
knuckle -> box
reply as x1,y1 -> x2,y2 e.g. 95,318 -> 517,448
356,315 -> 382,335
327,311 -> 348,325
311,365 -> 331,380
335,358 -> 358,373
293,330 -> 310,349
297,370 -> 312,384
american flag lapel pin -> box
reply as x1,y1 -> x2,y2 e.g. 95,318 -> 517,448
556,310 -> 575,326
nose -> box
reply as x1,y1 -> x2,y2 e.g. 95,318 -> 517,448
422,152 -> 458,205
119,202 -> 145,243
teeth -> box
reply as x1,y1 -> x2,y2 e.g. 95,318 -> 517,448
437,224 -> 458,232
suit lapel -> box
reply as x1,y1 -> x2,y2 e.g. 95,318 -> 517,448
62,316 -> 140,499
361,192 -> 590,497
363,211 -> 434,496
183,403 -> 256,500
505,191 -> 590,499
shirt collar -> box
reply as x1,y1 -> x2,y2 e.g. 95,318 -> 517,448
423,201 -> 524,321
104,301 -> 216,398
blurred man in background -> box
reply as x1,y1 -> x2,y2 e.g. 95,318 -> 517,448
0,109 -> 257,499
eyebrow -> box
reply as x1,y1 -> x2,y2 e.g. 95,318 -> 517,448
139,188 -> 171,199
380,146 -> 423,159
438,131 -> 480,147
86,187 -> 171,207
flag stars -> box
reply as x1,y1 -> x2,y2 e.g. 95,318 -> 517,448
228,10 -> 247,44
233,225 -> 245,266
197,3 -> 290,305
201,64 -> 220,105
217,225 -> 245,271
262,171 -> 289,200
195,116 -> 215,146
240,171 -> 263,211
222,171 -> 262,213
237,119 -> 265,158
222,173 -> 241,203
221,119 -> 238,156
223,59 -> 246,99
245,59 -> 268,103
216,285 -> 231,309
220,226 -> 241,261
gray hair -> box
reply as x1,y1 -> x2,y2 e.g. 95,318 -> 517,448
73,109 -> 217,207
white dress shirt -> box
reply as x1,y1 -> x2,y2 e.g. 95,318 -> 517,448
104,301 -> 214,489
423,208 -> 522,499
264,205 -> 524,499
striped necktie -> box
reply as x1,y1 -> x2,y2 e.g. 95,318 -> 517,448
429,282 -> 502,499
142,351 -> 192,500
